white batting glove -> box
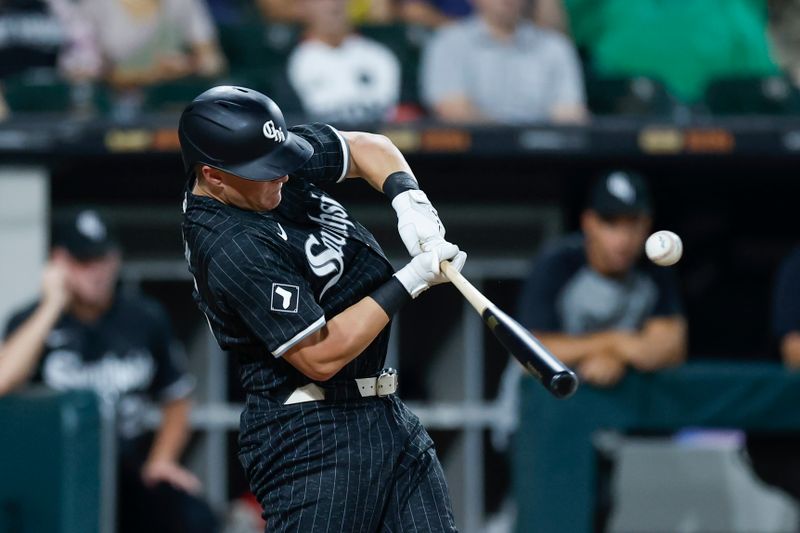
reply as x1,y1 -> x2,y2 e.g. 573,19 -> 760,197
392,189 -> 448,257
394,245 -> 467,298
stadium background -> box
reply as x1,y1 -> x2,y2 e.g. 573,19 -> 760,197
3,0 -> 800,531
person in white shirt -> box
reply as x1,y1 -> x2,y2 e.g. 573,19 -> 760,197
287,0 -> 401,124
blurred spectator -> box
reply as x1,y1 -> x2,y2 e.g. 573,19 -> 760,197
258,0 -> 395,24
0,0 -> 64,78
769,0 -> 800,88
0,0 -> 67,119
403,0 -> 568,31
566,0 -> 778,103
420,0 -> 587,123
287,0 -> 401,124
58,0 -> 225,91
518,170 -> 687,387
0,209 -> 218,533
746,246 -> 800,510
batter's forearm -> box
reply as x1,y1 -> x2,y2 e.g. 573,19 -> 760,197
339,131 -> 414,192
147,397 -> 192,465
283,297 -> 391,381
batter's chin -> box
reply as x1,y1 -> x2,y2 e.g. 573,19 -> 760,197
263,192 -> 282,211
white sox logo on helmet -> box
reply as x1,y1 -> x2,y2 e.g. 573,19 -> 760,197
263,120 -> 286,143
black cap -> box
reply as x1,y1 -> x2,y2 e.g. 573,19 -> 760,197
52,209 -> 118,260
588,170 -> 652,217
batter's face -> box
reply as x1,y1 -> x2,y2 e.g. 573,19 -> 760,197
224,173 -> 289,211
582,210 -> 651,276
199,166 -> 289,211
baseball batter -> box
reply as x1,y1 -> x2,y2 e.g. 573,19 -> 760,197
178,86 -> 465,531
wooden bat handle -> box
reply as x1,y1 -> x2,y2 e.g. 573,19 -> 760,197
440,260 -> 491,313
441,259 -> 579,399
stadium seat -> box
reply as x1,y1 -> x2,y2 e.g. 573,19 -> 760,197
704,76 -> 800,115
586,75 -> 675,116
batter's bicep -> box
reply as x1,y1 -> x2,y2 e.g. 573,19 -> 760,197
339,130 -> 413,191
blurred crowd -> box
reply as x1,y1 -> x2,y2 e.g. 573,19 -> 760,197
1,0 -> 799,123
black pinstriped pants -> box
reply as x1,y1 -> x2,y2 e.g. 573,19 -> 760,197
238,394 -> 458,532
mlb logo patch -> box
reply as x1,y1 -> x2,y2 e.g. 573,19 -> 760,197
271,283 -> 299,313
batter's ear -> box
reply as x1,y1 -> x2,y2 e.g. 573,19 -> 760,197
199,165 -> 224,187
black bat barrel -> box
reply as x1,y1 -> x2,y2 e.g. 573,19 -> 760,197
482,304 -> 579,399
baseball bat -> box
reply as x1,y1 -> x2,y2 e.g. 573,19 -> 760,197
441,261 -> 579,399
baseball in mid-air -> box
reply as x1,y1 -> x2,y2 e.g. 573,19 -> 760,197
646,230 -> 683,266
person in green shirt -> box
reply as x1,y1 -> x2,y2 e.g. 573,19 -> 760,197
566,0 -> 779,102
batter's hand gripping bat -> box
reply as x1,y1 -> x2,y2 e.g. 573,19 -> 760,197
441,261 -> 579,399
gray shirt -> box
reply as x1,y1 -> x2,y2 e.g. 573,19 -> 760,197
421,16 -> 586,123
518,234 -> 683,334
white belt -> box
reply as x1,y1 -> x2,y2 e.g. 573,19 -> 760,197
283,369 -> 398,405
355,369 -> 398,398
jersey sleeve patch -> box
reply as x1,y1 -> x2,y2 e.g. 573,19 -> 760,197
271,283 -> 300,313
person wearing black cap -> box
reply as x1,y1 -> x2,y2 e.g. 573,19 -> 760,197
0,209 -> 218,533
518,170 -> 687,385
513,170 -> 687,530
179,86 -> 464,531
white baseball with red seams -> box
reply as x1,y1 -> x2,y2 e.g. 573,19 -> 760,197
646,230 -> 683,266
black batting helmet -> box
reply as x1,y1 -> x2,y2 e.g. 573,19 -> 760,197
178,86 -> 313,181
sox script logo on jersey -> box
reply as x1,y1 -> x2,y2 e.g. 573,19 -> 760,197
305,193 -> 354,297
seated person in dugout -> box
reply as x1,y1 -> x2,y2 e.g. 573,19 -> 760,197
516,170 -> 688,529
0,208 -> 218,533
518,170 -> 687,387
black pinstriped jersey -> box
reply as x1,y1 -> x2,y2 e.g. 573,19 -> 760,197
181,123 -> 395,398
